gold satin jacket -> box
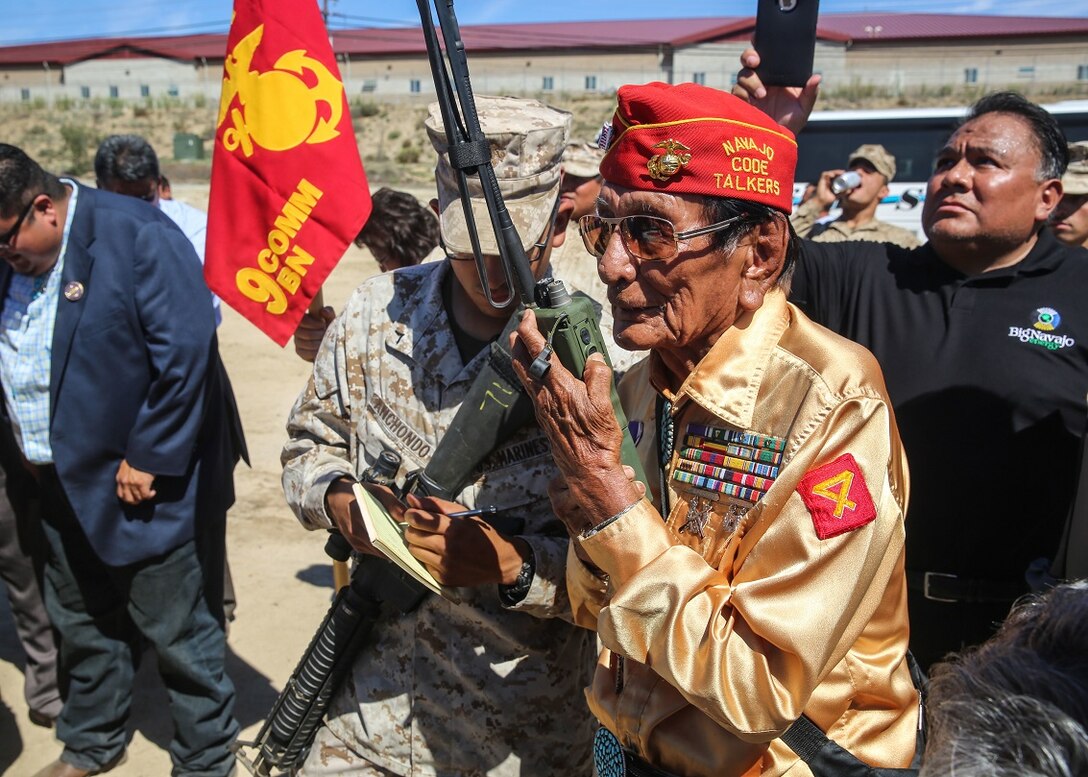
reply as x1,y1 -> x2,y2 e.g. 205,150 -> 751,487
568,288 -> 918,776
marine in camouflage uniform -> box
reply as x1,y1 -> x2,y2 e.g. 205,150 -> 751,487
791,143 -> 921,249
281,96 -> 600,777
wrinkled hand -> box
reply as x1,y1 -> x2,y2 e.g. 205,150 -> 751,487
732,48 -> 820,135
294,306 -> 336,363
551,466 -> 646,571
403,493 -> 528,587
116,459 -> 156,505
325,478 -> 405,556
547,465 -> 646,538
510,309 -> 639,529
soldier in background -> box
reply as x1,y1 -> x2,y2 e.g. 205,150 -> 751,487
549,140 -> 607,299
1052,140 -> 1088,249
792,144 -> 920,249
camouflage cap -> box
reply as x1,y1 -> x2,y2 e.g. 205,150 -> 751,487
562,141 -> 605,179
426,95 -> 571,255
848,144 -> 896,182
1062,141 -> 1088,196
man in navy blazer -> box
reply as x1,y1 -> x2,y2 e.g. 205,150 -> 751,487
0,144 -> 240,777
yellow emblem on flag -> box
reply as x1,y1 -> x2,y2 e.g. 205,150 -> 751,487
217,24 -> 345,157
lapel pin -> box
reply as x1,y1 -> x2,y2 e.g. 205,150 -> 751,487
63,281 -> 84,301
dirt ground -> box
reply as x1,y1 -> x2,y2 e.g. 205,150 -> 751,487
0,183 -> 395,776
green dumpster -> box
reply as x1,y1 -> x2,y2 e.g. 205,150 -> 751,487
173,133 -> 204,161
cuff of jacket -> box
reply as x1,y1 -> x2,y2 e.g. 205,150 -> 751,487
301,467 -> 353,530
575,499 -> 674,587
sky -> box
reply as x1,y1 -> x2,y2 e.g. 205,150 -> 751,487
3,0 -> 1088,46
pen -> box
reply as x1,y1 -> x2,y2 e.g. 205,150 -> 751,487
445,506 -> 499,518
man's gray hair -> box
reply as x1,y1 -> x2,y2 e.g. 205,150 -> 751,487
94,134 -> 160,185
922,581 -> 1088,775
920,694 -> 1088,777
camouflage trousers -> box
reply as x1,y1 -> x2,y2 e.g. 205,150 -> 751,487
299,724 -> 398,776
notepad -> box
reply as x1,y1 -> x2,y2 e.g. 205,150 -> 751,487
351,482 -> 448,598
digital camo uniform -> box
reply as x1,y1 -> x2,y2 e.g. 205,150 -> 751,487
550,141 -> 605,300
282,262 -> 597,776
568,290 -> 919,776
283,94 -> 599,777
791,198 -> 921,249
550,141 -> 646,373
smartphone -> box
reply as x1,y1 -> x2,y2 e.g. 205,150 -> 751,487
752,0 -> 821,88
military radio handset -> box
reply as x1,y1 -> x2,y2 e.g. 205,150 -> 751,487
417,0 -> 646,485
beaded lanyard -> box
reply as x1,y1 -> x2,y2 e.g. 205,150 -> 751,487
656,394 -> 674,518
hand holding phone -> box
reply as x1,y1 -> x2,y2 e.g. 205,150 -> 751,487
752,0 -> 821,88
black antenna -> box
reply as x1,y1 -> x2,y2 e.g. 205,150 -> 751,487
416,0 -> 537,308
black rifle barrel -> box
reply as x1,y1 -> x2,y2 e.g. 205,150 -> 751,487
417,0 -> 538,307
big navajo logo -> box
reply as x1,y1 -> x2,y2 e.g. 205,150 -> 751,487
1008,307 -> 1075,351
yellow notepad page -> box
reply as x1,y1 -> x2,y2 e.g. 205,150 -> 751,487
352,482 -> 447,598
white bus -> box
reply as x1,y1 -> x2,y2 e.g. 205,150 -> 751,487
794,99 -> 1088,240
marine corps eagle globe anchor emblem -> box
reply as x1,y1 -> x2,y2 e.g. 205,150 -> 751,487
646,139 -> 692,181
218,24 -> 345,157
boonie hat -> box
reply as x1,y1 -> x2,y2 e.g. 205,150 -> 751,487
562,141 -> 605,179
1062,141 -> 1088,196
847,144 -> 896,182
598,82 -> 797,214
425,95 -> 571,255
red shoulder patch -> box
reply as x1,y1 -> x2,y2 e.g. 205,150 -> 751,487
797,453 -> 877,540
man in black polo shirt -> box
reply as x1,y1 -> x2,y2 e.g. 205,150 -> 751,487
735,61 -> 1088,668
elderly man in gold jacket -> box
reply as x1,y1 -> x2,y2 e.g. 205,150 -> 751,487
512,83 -> 919,777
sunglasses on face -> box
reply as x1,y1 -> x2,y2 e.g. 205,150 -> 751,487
578,213 -> 745,263
0,198 -> 36,248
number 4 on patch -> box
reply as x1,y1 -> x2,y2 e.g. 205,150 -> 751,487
797,453 -> 877,540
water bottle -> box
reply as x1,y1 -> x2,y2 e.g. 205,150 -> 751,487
830,170 -> 862,195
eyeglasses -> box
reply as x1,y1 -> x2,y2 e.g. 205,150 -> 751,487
578,213 -> 745,263
0,198 -> 36,248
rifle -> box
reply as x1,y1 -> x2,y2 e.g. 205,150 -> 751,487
235,2 -> 645,772
234,318 -> 538,775
416,0 -> 645,486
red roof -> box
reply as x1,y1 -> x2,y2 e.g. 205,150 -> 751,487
0,13 -> 1085,66
817,12 -> 1088,42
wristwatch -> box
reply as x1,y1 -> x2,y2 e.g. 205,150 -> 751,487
498,546 -> 535,605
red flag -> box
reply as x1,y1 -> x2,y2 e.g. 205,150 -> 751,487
206,0 -> 371,346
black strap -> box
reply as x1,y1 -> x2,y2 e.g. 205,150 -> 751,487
623,751 -> 678,777
905,570 -> 1025,604
781,651 -> 926,777
781,715 -> 919,777
447,138 -> 490,170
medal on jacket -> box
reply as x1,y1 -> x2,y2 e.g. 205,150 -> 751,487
680,495 -> 712,538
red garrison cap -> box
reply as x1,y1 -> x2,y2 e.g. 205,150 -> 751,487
599,82 -> 797,214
